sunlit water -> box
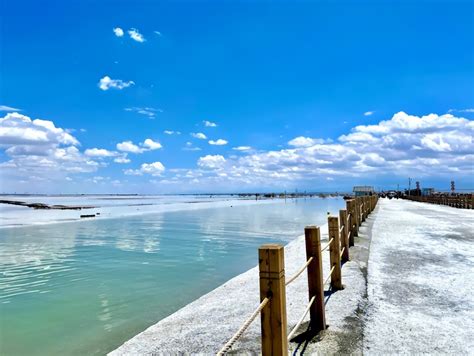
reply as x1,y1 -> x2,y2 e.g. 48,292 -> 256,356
0,197 -> 343,355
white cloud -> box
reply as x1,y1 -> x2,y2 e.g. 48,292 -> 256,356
448,108 -> 474,113
84,148 -> 117,157
191,132 -> 207,140
183,142 -> 201,151
364,111 -> 375,116
0,113 -> 101,185
164,130 -> 181,135
154,31 -> 162,36
114,155 -> 130,164
140,162 -> 165,175
163,111 -> 473,189
116,141 -> 144,154
0,112 -> 78,146
116,138 -> 162,153
98,76 -> 135,91
113,27 -> 124,37
128,28 -> 145,42
142,138 -> 162,150
233,146 -> 252,151
0,105 -> 21,112
124,107 -> 162,119
197,155 -> 226,169
208,139 -> 228,146
124,161 -> 165,176
288,136 -> 323,148
203,120 -> 217,127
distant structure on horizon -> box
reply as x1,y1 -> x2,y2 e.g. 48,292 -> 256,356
353,185 -> 375,197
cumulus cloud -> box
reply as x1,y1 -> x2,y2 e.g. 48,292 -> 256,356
142,138 -> 162,150
98,76 -> 135,91
288,136 -> 323,148
191,132 -> 207,140
128,28 -> 145,42
113,27 -> 124,37
114,155 -> 131,164
364,111 -> 375,116
116,141 -> 144,153
197,155 -> 226,169
84,148 -> 117,157
141,162 -> 165,175
0,105 -> 21,112
0,112 -> 100,184
233,146 -> 252,151
203,120 -> 217,127
208,139 -> 228,146
124,161 -> 165,176
0,112 -> 78,146
165,111 -> 473,189
116,138 -> 162,153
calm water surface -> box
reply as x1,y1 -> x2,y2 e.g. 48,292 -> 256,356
0,198 -> 343,355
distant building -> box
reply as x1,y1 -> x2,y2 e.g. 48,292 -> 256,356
422,188 -> 435,196
353,186 -> 374,196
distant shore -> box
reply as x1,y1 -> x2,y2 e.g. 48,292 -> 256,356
1,194 -> 344,229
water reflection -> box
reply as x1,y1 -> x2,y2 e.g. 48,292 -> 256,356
0,197 -> 343,355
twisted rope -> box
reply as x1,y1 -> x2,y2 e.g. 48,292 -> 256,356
287,295 -> 316,341
286,257 -> 314,286
216,297 -> 270,355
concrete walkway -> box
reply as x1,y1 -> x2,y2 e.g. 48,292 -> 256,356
364,199 -> 474,354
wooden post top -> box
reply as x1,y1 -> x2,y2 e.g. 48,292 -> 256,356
259,244 -> 285,276
259,244 -> 284,250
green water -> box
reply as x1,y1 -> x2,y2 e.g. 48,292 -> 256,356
0,198 -> 343,355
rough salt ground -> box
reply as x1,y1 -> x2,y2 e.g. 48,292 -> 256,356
364,198 -> 474,354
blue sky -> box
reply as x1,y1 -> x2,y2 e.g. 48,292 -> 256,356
1,0 -> 473,193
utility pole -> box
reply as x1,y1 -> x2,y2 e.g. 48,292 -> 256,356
408,177 -> 412,197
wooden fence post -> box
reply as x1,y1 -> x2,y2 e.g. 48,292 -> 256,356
259,244 -> 288,356
339,210 -> 349,262
346,199 -> 356,245
354,198 -> 360,235
328,217 -> 343,290
304,226 -> 326,333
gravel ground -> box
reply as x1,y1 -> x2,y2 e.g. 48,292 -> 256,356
364,198 -> 474,354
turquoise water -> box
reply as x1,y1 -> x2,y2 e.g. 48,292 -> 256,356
0,198 -> 343,355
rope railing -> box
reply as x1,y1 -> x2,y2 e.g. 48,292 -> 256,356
340,247 -> 345,259
321,238 -> 333,252
217,297 -> 270,356
324,265 -> 336,285
285,256 -> 313,286
217,194 -> 379,356
287,296 -> 316,341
